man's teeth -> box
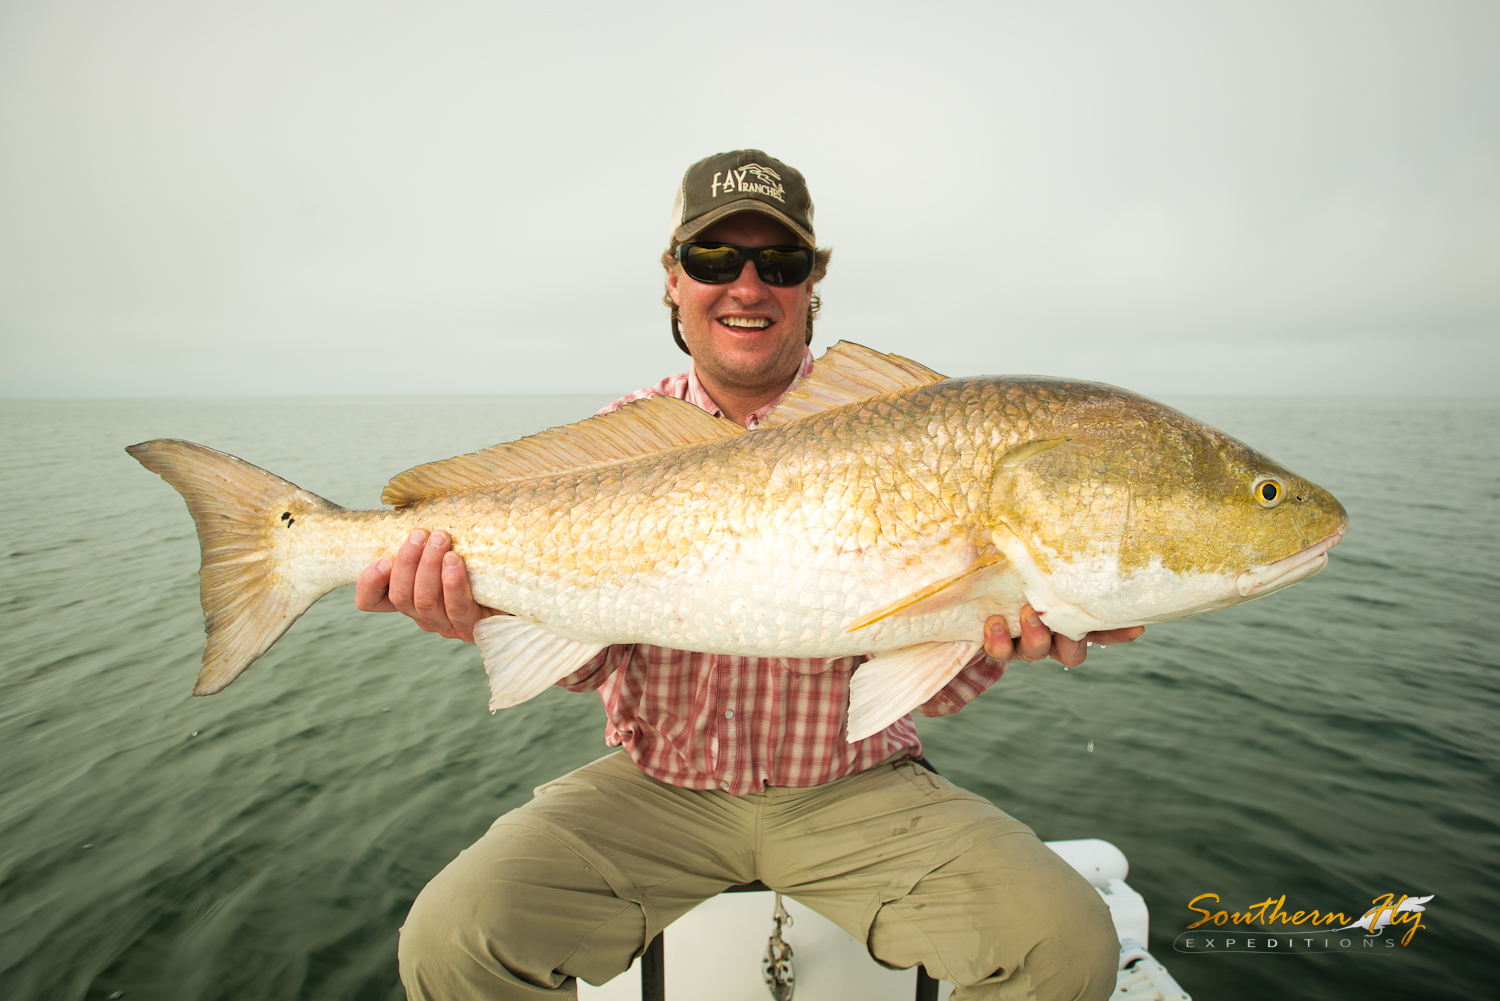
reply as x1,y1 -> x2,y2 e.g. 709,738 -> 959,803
720,317 -> 770,329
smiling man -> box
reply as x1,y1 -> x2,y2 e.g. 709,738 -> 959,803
364,150 -> 1138,1001
658,185 -> 821,424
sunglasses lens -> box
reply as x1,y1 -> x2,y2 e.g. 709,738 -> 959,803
679,244 -> 815,285
680,244 -> 746,283
755,247 -> 814,286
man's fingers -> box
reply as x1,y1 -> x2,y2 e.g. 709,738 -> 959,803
994,609 -> 1143,670
1051,632 -> 1087,668
355,557 -> 397,613
356,526 -> 492,642
1015,605 -> 1052,662
982,614 -> 1014,664
387,529 -> 428,613
1086,625 -> 1146,646
387,528 -> 461,638
441,550 -> 498,643
411,531 -> 457,635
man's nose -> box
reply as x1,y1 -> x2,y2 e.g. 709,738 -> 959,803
724,256 -> 770,300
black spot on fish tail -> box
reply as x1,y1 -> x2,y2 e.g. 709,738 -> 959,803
280,512 -> 291,521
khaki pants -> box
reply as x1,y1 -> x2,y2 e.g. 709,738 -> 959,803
399,750 -> 1116,1001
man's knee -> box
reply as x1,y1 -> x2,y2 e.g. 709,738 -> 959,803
870,832 -> 1121,1000
398,825 -> 647,998
1005,886 -> 1118,1001
966,874 -> 1116,999
398,858 -> 527,997
933,876 -> 1116,1001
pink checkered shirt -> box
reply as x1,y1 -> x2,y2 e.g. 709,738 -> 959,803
556,349 -> 1006,795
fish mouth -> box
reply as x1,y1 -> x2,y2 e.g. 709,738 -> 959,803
1235,527 -> 1345,598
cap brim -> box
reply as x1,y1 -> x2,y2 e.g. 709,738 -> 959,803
673,200 -> 816,249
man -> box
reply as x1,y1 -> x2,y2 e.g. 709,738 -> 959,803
358,150 -> 1142,1000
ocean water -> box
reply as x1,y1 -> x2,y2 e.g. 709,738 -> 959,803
0,395 -> 1496,1001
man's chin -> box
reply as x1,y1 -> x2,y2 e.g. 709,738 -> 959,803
692,334 -> 804,390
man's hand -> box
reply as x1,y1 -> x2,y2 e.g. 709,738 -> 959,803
982,605 -> 1143,668
355,529 -> 499,643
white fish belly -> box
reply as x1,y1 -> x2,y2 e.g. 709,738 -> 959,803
997,533 -> 1244,637
467,532 -> 1007,657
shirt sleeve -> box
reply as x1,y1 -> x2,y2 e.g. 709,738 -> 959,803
556,644 -> 636,692
914,650 -> 1007,717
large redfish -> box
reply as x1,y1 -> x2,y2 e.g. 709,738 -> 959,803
128,342 -> 1346,740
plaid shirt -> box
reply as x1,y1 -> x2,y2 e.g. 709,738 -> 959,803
557,349 -> 1006,795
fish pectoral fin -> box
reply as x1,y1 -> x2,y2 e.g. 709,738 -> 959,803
847,553 -> 1006,632
757,341 -> 947,427
846,640 -> 982,743
473,617 -> 607,712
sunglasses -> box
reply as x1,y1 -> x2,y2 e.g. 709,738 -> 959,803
676,242 -> 815,286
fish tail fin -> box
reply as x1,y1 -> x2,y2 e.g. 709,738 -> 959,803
126,438 -> 348,695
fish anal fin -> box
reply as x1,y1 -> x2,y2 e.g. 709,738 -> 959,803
847,552 -> 1006,632
474,616 -> 607,711
846,640 -> 982,742
758,341 -> 947,427
383,396 -> 745,507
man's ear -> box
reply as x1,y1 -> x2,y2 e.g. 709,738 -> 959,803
666,264 -> 682,307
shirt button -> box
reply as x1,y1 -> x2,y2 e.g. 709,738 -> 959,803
724,709 -> 734,720
718,780 -> 730,791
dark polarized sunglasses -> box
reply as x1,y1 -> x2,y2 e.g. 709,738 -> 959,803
676,242 -> 815,286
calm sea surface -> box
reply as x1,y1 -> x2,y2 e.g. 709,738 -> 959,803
1,395 -> 1497,1001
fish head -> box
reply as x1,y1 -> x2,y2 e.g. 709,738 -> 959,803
1194,437 -> 1349,600
981,379 -> 1348,633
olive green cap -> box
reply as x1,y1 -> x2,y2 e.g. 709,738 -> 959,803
669,149 -> 816,248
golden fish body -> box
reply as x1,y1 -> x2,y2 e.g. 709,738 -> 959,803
129,343 -> 1346,739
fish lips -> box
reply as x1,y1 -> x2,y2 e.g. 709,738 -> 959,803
1234,528 -> 1345,598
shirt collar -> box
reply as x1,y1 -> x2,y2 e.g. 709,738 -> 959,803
686,346 -> 817,428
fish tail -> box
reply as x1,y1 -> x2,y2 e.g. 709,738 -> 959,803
126,438 -> 347,696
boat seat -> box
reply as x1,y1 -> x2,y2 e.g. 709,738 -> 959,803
637,882 -> 943,1001
636,756 -> 945,1001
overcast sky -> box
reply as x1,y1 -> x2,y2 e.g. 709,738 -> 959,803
1,0 -> 1496,398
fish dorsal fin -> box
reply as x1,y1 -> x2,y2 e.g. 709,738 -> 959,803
757,340 -> 947,427
382,395 -> 744,507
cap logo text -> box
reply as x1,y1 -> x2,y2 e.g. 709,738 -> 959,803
710,164 -> 785,203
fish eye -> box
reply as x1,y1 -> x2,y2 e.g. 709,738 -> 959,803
1251,476 -> 1284,508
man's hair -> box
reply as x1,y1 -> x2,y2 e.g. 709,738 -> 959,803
661,240 -> 833,355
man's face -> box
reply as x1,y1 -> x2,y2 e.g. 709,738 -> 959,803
667,213 -> 813,397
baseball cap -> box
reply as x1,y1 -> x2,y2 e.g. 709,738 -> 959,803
669,150 -> 816,248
